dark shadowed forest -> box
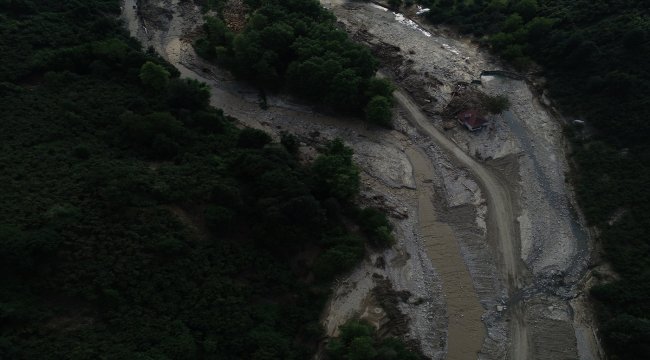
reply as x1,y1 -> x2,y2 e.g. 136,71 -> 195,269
0,0 -> 416,358
2,0 -> 649,359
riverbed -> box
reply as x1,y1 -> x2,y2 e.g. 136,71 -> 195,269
121,0 -> 601,359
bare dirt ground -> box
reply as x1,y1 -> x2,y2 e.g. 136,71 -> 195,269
122,0 -> 602,359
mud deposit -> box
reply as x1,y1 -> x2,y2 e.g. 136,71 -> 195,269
407,146 -> 485,359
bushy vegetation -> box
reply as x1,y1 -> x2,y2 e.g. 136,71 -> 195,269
194,0 -> 395,124
481,94 -> 510,114
326,320 -> 421,360
0,1 -> 396,358
412,0 -> 650,358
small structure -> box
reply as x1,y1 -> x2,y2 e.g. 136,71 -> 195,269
457,109 -> 488,131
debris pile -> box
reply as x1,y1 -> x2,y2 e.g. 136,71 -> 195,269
223,0 -> 248,32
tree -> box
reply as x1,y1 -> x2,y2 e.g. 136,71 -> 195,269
482,95 -> 510,114
326,320 -> 420,359
280,132 -> 299,155
313,243 -> 364,280
167,78 -> 211,111
119,111 -> 184,157
349,336 -> 377,360
388,0 -> 402,10
339,320 -> 374,342
139,61 -> 170,91
194,1 -> 382,114
502,14 -> 523,33
501,44 -> 525,61
514,0 -> 539,20
365,77 -> 395,101
311,140 -> 360,202
623,28 -> 647,50
525,17 -> 555,42
204,17 -> 233,47
237,128 -> 272,149
489,32 -> 515,51
364,96 -> 392,127
357,207 -> 394,247
326,69 -> 363,110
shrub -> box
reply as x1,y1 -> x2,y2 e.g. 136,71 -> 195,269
356,207 -> 394,247
313,243 -> 364,280
311,140 -> 360,202
237,128 -> 272,149
139,61 -> 170,91
364,96 -> 393,127
481,94 -> 510,114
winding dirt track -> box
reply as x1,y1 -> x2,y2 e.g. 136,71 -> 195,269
392,88 -> 531,359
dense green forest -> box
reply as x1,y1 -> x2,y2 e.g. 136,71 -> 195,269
411,0 -> 650,358
0,0 -> 417,358
326,320 -> 420,360
195,0 -> 396,125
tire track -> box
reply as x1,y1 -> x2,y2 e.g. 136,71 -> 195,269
392,87 -> 532,359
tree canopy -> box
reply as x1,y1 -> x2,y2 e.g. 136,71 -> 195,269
326,320 -> 421,360
195,0 -> 395,125
139,61 -> 170,91
0,1 -> 397,358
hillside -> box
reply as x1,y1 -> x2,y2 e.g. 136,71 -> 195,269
0,1 -> 415,358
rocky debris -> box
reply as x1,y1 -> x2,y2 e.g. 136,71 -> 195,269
442,120 -> 456,130
524,295 -> 579,360
138,0 -> 173,29
352,138 -> 416,190
398,71 -> 439,115
481,76 -> 588,280
374,256 -> 386,269
372,278 -> 412,337
372,278 -> 428,357
440,84 -> 486,119
360,191 -> 410,219
415,139 -> 509,358
223,0 -> 248,32
351,29 -> 440,115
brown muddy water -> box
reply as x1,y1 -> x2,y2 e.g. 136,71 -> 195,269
406,146 -> 485,360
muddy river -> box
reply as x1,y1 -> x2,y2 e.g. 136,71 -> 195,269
122,0 -> 603,359
407,145 -> 485,359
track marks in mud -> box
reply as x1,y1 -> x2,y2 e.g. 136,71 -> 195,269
406,146 -> 485,360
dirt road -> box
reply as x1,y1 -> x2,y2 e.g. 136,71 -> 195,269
393,88 -> 527,289
393,87 -> 530,359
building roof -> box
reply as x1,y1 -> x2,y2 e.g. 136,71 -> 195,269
458,110 -> 488,130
